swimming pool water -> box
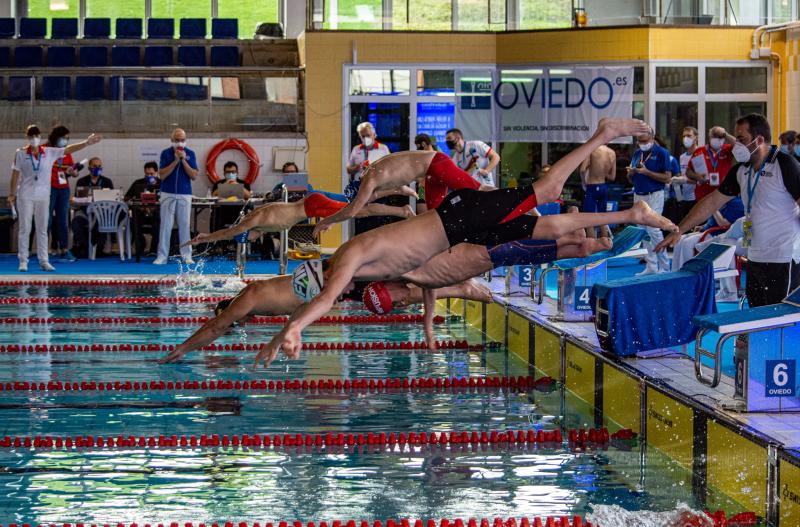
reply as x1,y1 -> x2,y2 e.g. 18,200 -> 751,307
0,283 -> 754,524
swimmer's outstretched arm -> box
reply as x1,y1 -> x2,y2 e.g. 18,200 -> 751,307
160,289 -> 254,363
422,287 -> 437,351
184,207 -> 270,246
313,173 -> 382,236
255,257 -> 361,367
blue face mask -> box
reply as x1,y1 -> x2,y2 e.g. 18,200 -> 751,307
145,175 -> 157,186
795,145 -> 800,157
90,167 -> 102,177
781,144 -> 790,155
56,137 -> 68,148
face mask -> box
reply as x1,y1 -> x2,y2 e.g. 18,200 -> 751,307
732,139 -> 758,163
30,136 -> 41,147
225,172 -> 238,180
781,144 -> 791,155
794,145 -> 800,157
90,167 -> 102,177
56,138 -> 68,148
362,136 -> 374,148
173,141 -> 186,149
638,142 -> 653,152
709,137 -> 725,150
145,175 -> 157,186
682,137 -> 694,149
445,140 -> 458,150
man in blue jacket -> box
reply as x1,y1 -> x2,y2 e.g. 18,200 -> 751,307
626,127 -> 672,275
154,128 -> 198,265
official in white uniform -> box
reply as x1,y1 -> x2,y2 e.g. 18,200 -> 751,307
445,128 -> 500,187
346,122 -> 391,182
8,125 -> 100,272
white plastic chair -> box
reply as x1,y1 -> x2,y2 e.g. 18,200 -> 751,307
87,200 -> 131,261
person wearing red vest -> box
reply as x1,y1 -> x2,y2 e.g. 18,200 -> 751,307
687,126 -> 736,202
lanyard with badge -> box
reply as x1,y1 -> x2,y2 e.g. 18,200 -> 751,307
742,156 -> 769,248
56,157 -> 68,185
707,148 -> 721,186
28,149 -> 41,181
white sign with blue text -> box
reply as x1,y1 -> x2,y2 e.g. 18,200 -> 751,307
493,67 -> 634,143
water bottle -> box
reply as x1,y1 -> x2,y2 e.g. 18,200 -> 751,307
734,335 -> 748,400
10,203 -> 17,220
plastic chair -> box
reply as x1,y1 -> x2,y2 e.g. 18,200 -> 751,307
211,19 -> 238,39
0,47 -> 10,67
51,18 -> 78,39
47,46 -> 75,67
79,46 -> 108,67
75,77 -> 105,100
115,18 -> 142,39
180,18 -> 206,39
19,18 -> 46,39
7,77 -> 31,100
15,46 -> 43,67
42,76 -> 70,100
87,201 -> 131,261
0,18 -> 15,38
177,46 -> 205,66
111,46 -> 141,66
210,45 -> 238,66
144,46 -> 172,66
83,18 -> 111,38
147,18 -> 174,39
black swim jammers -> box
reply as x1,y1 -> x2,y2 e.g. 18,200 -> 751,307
434,187 -> 541,247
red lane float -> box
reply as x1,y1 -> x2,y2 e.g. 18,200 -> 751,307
0,278 -> 263,286
1,375 -> 534,393
0,518 -> 594,527
0,339 -> 486,354
0,314 -> 449,326
0,428 -> 565,451
0,296 -> 225,305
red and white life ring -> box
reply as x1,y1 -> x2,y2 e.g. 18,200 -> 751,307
205,138 -> 261,184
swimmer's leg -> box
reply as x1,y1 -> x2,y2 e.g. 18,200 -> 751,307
532,118 -> 650,205
313,171 -> 380,235
531,201 -> 676,240
401,279 -> 493,306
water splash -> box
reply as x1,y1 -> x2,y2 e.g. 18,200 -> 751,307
174,258 -> 247,293
587,503 -> 712,527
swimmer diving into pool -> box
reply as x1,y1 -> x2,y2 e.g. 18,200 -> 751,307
185,188 -> 416,247
256,118 -> 677,366
158,275 -> 493,363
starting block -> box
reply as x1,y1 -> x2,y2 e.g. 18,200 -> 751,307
534,226 -> 648,322
693,286 -> 800,412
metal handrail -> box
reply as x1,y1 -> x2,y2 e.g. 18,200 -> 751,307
0,66 -> 302,75
279,184 -> 289,275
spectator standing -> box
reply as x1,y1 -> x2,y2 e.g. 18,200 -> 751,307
626,127 -> 672,275
672,127 -> 699,223
658,113 -> 800,307
48,125 -> 79,262
154,128 -> 197,265
346,122 -> 390,183
445,128 -> 500,187
8,125 -> 100,272
687,126 -> 736,202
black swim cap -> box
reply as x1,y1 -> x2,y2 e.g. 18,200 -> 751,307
214,298 -> 232,317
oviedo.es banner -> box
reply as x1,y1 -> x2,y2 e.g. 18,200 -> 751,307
457,66 -> 634,143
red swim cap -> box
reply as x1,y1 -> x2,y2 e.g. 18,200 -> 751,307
362,281 -> 393,314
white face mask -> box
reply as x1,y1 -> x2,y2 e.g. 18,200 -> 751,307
173,141 -> 186,149
682,137 -> 694,149
225,172 -> 238,180
638,142 -> 653,152
709,137 -> 725,150
732,139 -> 758,163
362,136 -> 374,148
30,136 -> 41,147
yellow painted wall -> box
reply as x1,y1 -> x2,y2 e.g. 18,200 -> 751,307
565,342 -> 595,407
485,303 -> 505,343
603,365 -> 641,433
534,325 -> 561,380
646,387 -> 694,473
301,26 -> 787,246
507,311 -> 529,363
780,458 -> 800,526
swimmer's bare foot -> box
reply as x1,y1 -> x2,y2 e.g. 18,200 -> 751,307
595,118 -> 650,144
460,278 -> 493,304
579,236 -> 613,257
402,204 -> 416,219
628,200 -> 678,232
398,185 -> 418,199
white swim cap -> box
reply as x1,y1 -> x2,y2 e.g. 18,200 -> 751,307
292,260 -> 325,302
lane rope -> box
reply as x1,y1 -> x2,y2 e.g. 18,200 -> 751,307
0,517 -> 595,527
0,375 -> 540,393
0,340 -> 493,354
0,296 -> 226,305
0,314 -> 453,326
